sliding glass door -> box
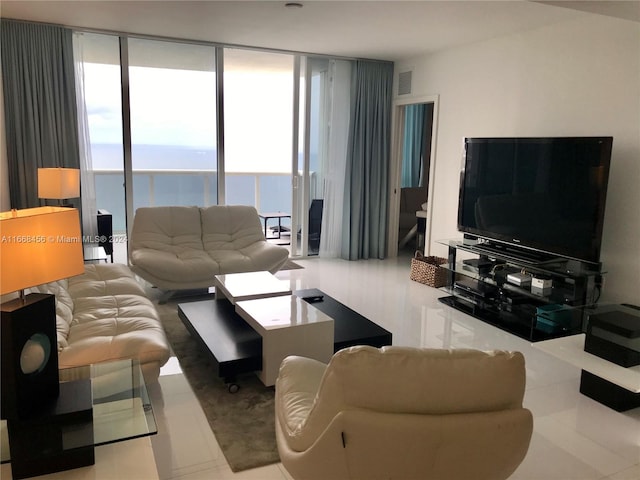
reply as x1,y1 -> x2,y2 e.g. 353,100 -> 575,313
292,58 -> 351,257
75,30 -> 352,260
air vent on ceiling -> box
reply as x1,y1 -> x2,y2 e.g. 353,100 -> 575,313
398,70 -> 412,95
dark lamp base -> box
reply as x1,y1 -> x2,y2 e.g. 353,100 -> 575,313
7,379 -> 95,479
1,293 -> 59,420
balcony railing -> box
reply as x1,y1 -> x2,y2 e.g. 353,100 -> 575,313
94,169 -> 293,233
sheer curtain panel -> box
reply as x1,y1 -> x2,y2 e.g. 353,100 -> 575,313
341,60 -> 394,260
1,20 -> 80,209
319,59 -> 351,258
72,32 -> 98,239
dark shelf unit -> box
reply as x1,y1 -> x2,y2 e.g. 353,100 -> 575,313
437,239 -> 604,342
97,209 -> 113,263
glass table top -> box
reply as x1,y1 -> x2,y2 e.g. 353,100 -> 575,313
1,358 -> 156,463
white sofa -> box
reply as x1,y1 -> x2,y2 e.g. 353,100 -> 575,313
276,346 -> 533,480
129,205 -> 290,291
28,263 -> 171,381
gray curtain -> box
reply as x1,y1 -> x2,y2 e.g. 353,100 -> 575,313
341,60 -> 394,260
1,19 -> 80,209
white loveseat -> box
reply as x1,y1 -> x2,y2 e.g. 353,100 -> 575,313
129,205 -> 289,291
28,263 -> 171,381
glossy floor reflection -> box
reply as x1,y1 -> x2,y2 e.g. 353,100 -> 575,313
149,254 -> 640,480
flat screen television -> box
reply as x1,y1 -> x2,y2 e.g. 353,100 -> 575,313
458,137 -> 612,265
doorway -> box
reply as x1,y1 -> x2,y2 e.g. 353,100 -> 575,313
388,95 -> 439,258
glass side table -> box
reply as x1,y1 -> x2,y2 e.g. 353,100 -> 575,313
1,358 -> 157,464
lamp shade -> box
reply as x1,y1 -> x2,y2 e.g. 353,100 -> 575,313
37,168 -> 80,199
0,207 -> 85,295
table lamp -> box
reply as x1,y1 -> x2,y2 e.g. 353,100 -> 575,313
37,167 -> 80,206
0,207 -> 93,478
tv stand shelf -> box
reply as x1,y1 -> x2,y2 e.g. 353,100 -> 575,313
462,242 -> 562,266
437,239 -> 603,342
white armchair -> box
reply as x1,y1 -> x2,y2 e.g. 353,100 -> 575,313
275,345 -> 533,480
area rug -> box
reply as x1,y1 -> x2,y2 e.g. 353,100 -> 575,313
281,259 -> 303,270
156,300 -> 279,472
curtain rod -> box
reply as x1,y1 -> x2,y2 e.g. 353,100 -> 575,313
1,17 -> 393,65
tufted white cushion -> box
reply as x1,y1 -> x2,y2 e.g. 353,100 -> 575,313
62,294 -> 169,370
201,205 -> 289,274
67,262 -> 146,298
129,206 -> 216,288
201,205 -> 266,250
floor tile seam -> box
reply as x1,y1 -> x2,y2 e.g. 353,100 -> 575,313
598,462 -> 640,480
155,384 -> 208,407
160,458 -> 228,480
276,463 -> 294,479
534,416 -> 636,477
544,408 -> 640,464
545,406 -> 640,451
522,375 -> 580,393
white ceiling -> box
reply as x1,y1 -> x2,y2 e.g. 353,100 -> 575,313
1,1 -> 638,61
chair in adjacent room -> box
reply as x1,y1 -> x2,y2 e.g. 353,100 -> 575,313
297,199 -> 324,255
308,199 -> 323,254
275,345 -> 533,480
398,187 -> 426,249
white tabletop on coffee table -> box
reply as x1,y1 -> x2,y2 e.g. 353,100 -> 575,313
213,271 -> 291,304
235,295 -> 334,386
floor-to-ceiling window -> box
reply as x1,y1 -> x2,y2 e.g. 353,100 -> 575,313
223,48 -> 294,225
78,35 -> 218,234
128,39 -> 217,211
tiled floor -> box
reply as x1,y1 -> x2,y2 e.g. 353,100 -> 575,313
145,253 -> 639,480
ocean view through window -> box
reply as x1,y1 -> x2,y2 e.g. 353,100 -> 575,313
128,38 -> 218,228
92,142 -> 291,233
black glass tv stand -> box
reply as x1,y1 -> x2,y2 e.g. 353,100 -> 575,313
437,239 -> 604,342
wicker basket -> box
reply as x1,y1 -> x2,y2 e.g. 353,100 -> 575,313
409,251 -> 448,288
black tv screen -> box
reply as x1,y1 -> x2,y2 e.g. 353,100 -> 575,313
458,137 -> 612,264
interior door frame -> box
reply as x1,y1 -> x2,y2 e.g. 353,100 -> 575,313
387,94 -> 439,257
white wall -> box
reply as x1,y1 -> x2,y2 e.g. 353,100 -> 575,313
395,15 -> 640,304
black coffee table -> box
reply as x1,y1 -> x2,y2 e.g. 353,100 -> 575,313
293,288 -> 392,351
177,288 -> 392,391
